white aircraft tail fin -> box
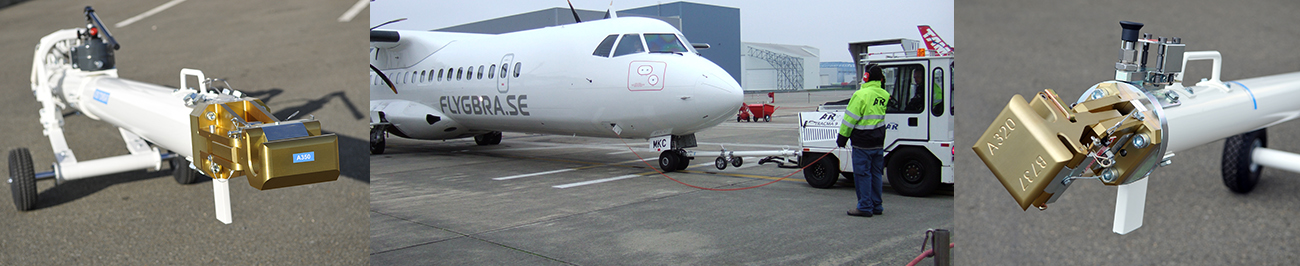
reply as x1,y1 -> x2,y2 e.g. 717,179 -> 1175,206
605,1 -> 617,19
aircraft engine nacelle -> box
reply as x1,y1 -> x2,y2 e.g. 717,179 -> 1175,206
373,100 -> 472,140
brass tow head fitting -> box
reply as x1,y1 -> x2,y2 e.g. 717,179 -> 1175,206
972,81 -> 1167,210
190,99 -> 340,190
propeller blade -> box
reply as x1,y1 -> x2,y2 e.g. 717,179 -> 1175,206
567,0 -> 582,23
370,64 -> 397,94
371,18 -> 407,30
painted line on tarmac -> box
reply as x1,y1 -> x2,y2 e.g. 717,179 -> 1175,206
493,169 -> 576,180
553,174 -> 642,188
614,158 -> 656,164
115,0 -> 187,28
338,0 -> 368,22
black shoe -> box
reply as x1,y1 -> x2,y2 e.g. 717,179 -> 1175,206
873,210 -> 883,215
847,209 -> 873,217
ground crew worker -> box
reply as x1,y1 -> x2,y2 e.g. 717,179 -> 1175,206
837,64 -> 890,217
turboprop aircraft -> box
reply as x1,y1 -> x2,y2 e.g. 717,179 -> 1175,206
369,4 -> 744,172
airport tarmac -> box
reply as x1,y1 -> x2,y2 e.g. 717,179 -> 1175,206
0,0 -> 368,264
370,90 -> 954,265
957,0 -> 1300,264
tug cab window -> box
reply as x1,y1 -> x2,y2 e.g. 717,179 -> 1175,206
881,64 -> 927,114
612,34 -> 644,57
931,67 -> 945,117
592,34 -> 618,57
645,34 -> 688,54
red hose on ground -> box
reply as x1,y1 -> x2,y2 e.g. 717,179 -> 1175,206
906,243 -> 955,266
617,136 -> 837,191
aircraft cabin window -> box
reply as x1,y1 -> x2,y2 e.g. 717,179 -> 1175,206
488,64 -> 496,79
437,69 -> 444,81
448,68 -> 454,81
513,62 -> 521,77
592,34 -> 618,57
612,33 -> 644,57
420,71 -> 427,83
457,67 -> 463,80
501,65 -> 508,78
466,67 -> 473,81
645,34 -> 688,54
477,65 -> 484,79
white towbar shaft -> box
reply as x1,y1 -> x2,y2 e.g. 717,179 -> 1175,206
1163,72 -> 1300,153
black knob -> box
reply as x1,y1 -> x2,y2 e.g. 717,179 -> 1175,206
1120,21 -> 1144,42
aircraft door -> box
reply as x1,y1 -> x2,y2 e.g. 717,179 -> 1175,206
497,54 -> 514,93
880,63 -> 929,145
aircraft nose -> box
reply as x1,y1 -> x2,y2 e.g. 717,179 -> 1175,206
694,71 -> 744,120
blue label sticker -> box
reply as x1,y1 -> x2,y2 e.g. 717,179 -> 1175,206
292,152 -> 315,163
93,89 -> 110,104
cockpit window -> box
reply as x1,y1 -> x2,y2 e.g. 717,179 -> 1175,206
592,34 -> 618,57
612,34 -> 644,57
645,34 -> 688,54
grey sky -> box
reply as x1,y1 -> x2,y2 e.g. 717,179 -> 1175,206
370,0 -> 953,62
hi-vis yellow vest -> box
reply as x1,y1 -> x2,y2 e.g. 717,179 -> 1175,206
840,81 -> 890,137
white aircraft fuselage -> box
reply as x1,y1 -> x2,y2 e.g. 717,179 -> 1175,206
370,17 -> 743,141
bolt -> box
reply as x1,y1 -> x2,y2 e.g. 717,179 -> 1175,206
206,111 -> 216,121
1037,205 -> 1047,211
1091,90 -> 1106,100
1101,169 -> 1118,183
1159,159 -> 1173,167
1062,177 -> 1073,186
1133,111 -> 1145,121
1132,134 -> 1149,149
1164,91 -> 1180,103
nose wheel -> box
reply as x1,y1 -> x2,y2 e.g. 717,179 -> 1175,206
659,150 -> 691,172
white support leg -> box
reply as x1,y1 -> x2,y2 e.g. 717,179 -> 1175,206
214,178 -> 232,224
1252,148 -> 1300,174
1113,177 -> 1149,234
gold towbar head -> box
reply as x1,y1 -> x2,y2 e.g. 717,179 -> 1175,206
190,99 -> 340,190
972,81 -> 1165,210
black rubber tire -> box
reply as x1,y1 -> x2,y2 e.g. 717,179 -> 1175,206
802,152 -> 838,189
659,151 -> 680,173
370,126 -> 386,154
731,157 -> 743,168
9,148 -> 36,211
1222,129 -> 1266,193
887,148 -> 941,197
474,131 -> 502,146
675,154 -> 691,171
714,157 -> 727,170
171,157 -> 205,185
764,115 -> 771,122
